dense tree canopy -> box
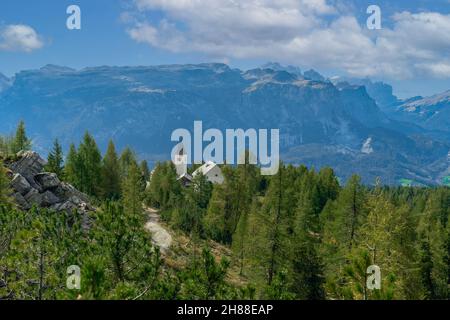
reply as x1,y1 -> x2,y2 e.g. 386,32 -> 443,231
0,123 -> 448,300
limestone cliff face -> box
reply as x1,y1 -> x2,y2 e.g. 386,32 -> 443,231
1,64 -> 449,185
5,151 -> 93,225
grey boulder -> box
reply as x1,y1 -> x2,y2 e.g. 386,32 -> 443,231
13,192 -> 31,210
24,188 -> 41,205
10,173 -> 31,195
8,151 -> 94,228
35,173 -> 60,191
9,151 -> 46,177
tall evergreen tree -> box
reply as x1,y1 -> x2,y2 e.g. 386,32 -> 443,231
262,164 -> 298,285
119,147 -> 138,179
291,171 -> 325,300
77,132 -> 102,197
203,183 -> 228,242
203,166 -> 242,244
173,172 -> 212,234
122,161 -> 144,218
348,187 -> 412,300
291,242 -> 325,299
417,193 -> 449,299
140,160 -> 150,182
233,197 -> 258,276
146,162 -> 182,212
64,143 -> 80,188
12,121 -> 31,154
320,175 -> 367,298
317,167 -> 340,209
46,139 -> 64,177
101,140 -> 122,200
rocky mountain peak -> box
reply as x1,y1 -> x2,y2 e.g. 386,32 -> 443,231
303,69 -> 326,82
39,64 -> 76,74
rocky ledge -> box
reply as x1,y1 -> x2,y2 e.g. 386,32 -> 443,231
6,151 -> 94,218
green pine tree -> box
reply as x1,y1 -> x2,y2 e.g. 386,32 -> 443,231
119,147 -> 138,179
122,161 -> 144,218
77,132 -> 102,197
140,160 -> 150,182
45,139 -> 64,177
291,171 -> 325,300
417,193 -> 449,299
13,120 -> 31,154
146,162 -> 181,212
101,140 -> 122,200
320,175 -> 367,299
64,143 -> 80,187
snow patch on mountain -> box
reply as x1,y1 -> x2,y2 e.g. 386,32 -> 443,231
361,137 -> 374,154
129,86 -> 168,94
405,90 -> 450,108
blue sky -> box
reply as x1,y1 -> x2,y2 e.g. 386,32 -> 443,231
1,0 -> 450,98
0,1 -> 199,73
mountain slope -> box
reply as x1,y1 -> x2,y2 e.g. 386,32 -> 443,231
0,63 -> 449,185
392,90 -> 450,132
0,73 -> 11,92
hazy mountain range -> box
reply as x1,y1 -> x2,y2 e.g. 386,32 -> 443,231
1,63 -> 449,186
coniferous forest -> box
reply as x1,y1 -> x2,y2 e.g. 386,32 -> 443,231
0,122 -> 449,300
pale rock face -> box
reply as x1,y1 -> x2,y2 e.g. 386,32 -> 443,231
10,173 -> 32,195
1,64 -> 449,185
361,137 -> 374,154
9,151 -> 47,177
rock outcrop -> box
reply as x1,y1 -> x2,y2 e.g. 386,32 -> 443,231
7,151 -> 94,220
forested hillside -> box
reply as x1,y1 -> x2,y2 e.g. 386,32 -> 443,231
0,122 -> 449,300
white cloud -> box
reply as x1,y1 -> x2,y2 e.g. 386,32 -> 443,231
126,0 -> 450,79
0,24 -> 44,52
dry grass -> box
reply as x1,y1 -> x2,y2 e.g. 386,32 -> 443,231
153,215 -> 248,288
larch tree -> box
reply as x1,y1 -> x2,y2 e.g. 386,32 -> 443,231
77,132 -> 102,197
291,171 -> 325,300
101,140 -> 122,200
140,160 -> 150,182
119,147 -> 138,179
122,161 -> 144,219
320,175 -> 367,298
64,143 -> 80,188
417,193 -> 449,299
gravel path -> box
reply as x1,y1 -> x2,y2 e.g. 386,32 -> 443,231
144,208 -> 172,254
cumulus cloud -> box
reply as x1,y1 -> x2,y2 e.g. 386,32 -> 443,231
0,24 -> 44,52
126,0 -> 450,79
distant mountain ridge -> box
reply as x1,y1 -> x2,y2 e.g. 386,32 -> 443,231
0,63 -> 449,185
387,90 -> 450,142
331,77 -> 400,110
0,73 -> 11,92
